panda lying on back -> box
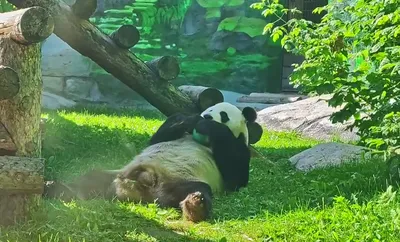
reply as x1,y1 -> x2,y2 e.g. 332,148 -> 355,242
44,102 -> 262,222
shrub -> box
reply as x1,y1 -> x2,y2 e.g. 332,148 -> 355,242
251,0 -> 400,163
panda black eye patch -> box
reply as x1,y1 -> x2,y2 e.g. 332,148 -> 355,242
220,111 -> 230,123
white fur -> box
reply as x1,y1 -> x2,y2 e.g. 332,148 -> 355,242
113,103 -> 250,202
200,102 -> 249,145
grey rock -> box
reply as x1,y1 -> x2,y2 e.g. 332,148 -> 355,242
289,142 -> 371,171
42,76 -> 64,94
65,77 -> 95,100
256,95 -> 359,142
42,91 -> 76,110
41,34 -> 93,77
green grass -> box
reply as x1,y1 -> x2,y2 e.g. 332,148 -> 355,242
1,106 -> 399,242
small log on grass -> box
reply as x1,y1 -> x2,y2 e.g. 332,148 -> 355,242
0,6 -> 54,44
146,56 -> 180,81
71,0 -> 97,19
0,66 -> 19,101
0,156 -> 45,226
178,85 -> 224,112
110,25 -> 140,49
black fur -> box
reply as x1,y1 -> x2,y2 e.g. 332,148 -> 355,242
148,113 -> 251,192
149,113 -> 202,145
194,119 -> 250,191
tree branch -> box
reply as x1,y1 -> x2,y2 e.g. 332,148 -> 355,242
7,0 -> 198,116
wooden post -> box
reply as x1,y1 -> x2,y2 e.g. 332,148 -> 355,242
0,6 -> 53,226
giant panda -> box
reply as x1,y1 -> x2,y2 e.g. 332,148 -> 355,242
43,102 -> 263,222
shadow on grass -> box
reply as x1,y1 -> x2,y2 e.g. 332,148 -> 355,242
210,144 -> 394,222
5,199 -> 212,242
39,106 -> 396,227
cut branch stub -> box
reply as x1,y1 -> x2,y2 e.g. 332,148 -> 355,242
178,85 -> 224,112
146,56 -> 180,81
0,122 -> 16,156
0,6 -> 54,44
0,65 -> 19,101
71,0 -> 97,19
110,25 -> 140,49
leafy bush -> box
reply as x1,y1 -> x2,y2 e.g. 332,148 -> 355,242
251,0 -> 400,162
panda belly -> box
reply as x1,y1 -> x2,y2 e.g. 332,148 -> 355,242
134,135 -> 224,193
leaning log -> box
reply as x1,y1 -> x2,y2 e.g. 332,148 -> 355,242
0,6 -> 54,44
178,85 -> 224,112
7,0 -> 198,116
71,0 -> 97,19
0,66 -> 19,101
109,25 -> 140,49
146,56 -> 180,81
0,156 -> 45,226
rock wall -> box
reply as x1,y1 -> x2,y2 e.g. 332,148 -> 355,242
41,34 -> 153,110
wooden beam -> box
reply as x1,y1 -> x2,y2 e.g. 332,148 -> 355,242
7,0 -> 198,116
0,156 -> 45,226
178,85 -> 224,112
0,6 -> 54,44
71,0 -> 97,19
109,25 -> 140,49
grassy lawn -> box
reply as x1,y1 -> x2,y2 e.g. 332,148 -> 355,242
1,106 -> 399,241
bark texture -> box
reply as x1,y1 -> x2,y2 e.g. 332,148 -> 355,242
0,156 -> 44,226
0,65 -> 19,101
109,25 -> 140,49
0,6 -> 54,44
178,85 -> 224,112
7,0 -> 198,116
146,56 -> 180,81
0,37 -> 42,157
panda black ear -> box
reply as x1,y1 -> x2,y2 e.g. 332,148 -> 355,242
242,107 -> 257,123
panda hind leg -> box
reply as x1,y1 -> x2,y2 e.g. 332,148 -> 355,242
156,180 -> 213,223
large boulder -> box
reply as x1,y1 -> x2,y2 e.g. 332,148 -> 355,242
256,95 -> 359,142
289,142 -> 372,171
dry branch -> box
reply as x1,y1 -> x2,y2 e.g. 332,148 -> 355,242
178,85 -> 224,112
0,6 -> 54,44
146,56 -> 180,81
0,65 -> 19,100
0,156 -> 44,226
7,0 -> 198,116
71,0 -> 97,19
110,25 -> 140,49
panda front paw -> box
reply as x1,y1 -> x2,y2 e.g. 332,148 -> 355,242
194,119 -> 232,138
184,114 -> 204,133
179,191 -> 211,223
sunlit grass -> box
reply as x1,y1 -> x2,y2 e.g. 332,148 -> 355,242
1,106 -> 399,242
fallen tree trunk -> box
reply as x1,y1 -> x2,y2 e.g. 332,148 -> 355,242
71,0 -> 97,19
178,85 -> 224,112
7,0 -> 197,116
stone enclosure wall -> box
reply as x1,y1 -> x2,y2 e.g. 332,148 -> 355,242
41,34 -> 153,110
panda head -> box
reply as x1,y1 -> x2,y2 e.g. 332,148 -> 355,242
200,102 -> 259,146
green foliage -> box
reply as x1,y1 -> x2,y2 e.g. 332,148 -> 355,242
196,0 -> 244,19
251,0 -> 400,162
1,107 -> 398,241
0,0 -> 15,12
217,16 -> 268,37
